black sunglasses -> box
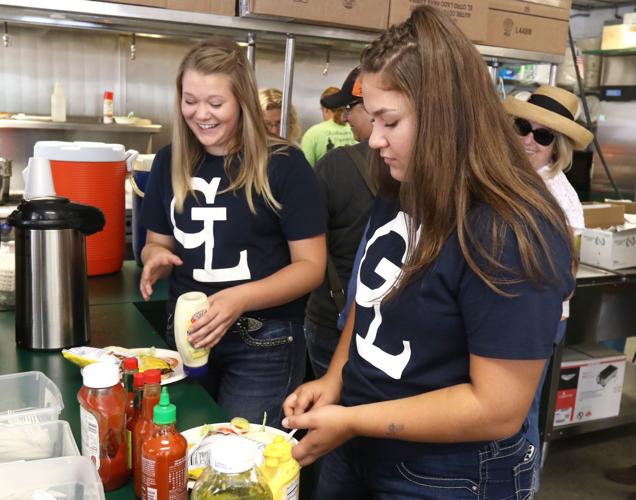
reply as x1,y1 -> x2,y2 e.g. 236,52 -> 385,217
344,100 -> 363,112
514,118 -> 555,147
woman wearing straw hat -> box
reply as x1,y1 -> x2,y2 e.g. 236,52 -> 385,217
504,85 -> 593,486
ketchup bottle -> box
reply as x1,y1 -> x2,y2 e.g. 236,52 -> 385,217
78,362 -> 128,491
141,387 -> 188,499
133,369 -> 162,497
126,370 -> 144,474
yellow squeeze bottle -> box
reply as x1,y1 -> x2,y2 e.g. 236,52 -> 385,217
259,436 -> 300,500
174,291 -> 210,378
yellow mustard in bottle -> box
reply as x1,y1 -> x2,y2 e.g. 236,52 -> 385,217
259,436 -> 300,500
174,291 -> 210,378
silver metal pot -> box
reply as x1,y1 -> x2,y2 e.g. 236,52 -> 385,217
8,197 -> 104,350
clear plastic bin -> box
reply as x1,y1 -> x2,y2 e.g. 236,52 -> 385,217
0,420 -> 79,463
0,371 -> 64,425
0,455 -> 106,499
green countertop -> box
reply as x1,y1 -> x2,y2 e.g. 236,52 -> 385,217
0,262 -> 226,498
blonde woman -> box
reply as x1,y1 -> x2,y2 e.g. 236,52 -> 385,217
139,37 -> 326,427
300,86 -> 357,167
259,87 -> 301,143
283,7 -> 574,497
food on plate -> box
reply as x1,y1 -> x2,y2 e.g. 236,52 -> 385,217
103,346 -> 178,380
61,346 -> 120,368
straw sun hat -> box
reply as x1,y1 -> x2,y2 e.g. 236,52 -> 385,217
503,85 -> 593,151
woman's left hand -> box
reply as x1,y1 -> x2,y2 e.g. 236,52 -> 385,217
188,287 -> 248,350
282,404 -> 355,466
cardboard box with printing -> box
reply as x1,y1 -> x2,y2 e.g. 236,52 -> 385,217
554,345 -> 626,427
240,0 -> 390,31
166,0 -> 235,15
601,24 -> 636,51
580,202 -> 636,270
484,0 -> 572,55
388,0 -> 489,41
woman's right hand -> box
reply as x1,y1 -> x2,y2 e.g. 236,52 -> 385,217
140,245 -> 182,301
283,374 -> 342,418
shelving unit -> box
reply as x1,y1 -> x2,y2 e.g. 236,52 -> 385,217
0,116 -> 161,133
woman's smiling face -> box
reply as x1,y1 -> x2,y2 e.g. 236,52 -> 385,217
181,69 -> 241,156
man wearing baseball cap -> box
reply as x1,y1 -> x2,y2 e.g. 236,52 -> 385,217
305,67 -> 375,379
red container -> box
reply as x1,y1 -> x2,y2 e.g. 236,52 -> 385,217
34,142 -> 136,276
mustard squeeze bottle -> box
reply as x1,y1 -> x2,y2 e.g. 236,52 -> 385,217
259,436 -> 300,500
174,291 -> 210,378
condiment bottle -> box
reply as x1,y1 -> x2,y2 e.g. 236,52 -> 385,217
259,436 -> 300,500
123,357 -> 139,474
77,362 -> 128,491
50,82 -> 66,122
174,291 -> 210,378
141,387 -> 188,499
191,435 -> 272,500
103,91 -> 114,124
133,368 -> 162,497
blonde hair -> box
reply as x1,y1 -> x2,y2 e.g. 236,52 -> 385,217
321,86 -> 346,124
259,88 -> 300,143
541,132 -> 574,179
361,6 -> 573,297
172,37 -> 285,213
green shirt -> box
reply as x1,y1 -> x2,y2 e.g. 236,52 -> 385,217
300,119 -> 357,167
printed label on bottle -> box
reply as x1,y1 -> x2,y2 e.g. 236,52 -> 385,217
285,476 -> 300,500
80,405 -> 100,470
126,429 -> 132,469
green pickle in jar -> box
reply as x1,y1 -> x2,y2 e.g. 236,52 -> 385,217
191,434 -> 272,500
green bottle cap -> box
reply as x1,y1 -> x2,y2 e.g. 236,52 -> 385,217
153,387 -> 176,425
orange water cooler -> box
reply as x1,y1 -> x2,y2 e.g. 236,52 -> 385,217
33,141 -> 137,276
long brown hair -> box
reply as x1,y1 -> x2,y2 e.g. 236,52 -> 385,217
360,6 -> 573,296
172,37 -> 285,213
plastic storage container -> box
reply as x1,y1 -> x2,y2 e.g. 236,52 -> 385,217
33,141 -> 137,276
0,455 -> 106,499
0,420 -> 80,463
0,371 -> 64,424
130,153 -> 155,266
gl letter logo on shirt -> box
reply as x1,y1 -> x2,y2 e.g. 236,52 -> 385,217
171,176 -> 251,283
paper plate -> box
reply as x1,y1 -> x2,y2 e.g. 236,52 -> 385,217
104,346 -> 186,385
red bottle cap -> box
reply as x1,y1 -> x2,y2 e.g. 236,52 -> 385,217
123,357 -> 138,371
133,371 -> 144,388
143,369 -> 161,384
104,91 -> 113,100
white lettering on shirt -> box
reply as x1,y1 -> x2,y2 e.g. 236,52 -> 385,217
355,211 -> 415,379
171,176 -> 251,283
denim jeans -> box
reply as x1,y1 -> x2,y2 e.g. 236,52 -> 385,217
166,315 -> 306,430
304,317 -> 341,380
316,430 -> 537,499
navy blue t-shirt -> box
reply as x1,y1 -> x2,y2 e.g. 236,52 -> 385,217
139,144 -> 325,323
341,197 -> 574,460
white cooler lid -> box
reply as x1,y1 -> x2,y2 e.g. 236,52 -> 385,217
34,141 -> 126,162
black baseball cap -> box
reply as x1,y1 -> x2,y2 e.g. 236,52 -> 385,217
320,67 -> 363,110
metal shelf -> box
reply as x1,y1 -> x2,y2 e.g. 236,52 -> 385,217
0,0 -> 563,63
0,116 -> 161,133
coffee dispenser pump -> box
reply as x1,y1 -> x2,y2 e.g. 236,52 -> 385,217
7,197 -> 104,350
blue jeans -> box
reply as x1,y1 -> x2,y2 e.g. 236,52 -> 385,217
166,315 -> 306,430
304,318 -> 341,380
316,430 -> 537,499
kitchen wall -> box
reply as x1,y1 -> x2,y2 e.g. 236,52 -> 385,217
0,24 -> 359,191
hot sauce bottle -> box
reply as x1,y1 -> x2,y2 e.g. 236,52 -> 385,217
141,387 -> 188,499
133,368 -> 162,497
127,370 -> 144,474
78,362 -> 128,491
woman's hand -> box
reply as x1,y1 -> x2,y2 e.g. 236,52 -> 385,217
140,242 -> 182,301
282,404 -> 354,466
283,375 -> 342,417
188,287 -> 248,350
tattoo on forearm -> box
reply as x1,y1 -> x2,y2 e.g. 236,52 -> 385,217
386,422 -> 404,436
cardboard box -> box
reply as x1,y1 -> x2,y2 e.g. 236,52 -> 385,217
582,202 -> 625,229
239,0 -> 390,31
388,0 -> 489,41
554,345 -> 626,427
166,0 -> 235,15
484,0 -> 571,55
601,24 -> 636,51
580,225 -> 636,269
109,0 -> 166,6
605,199 -> 636,215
